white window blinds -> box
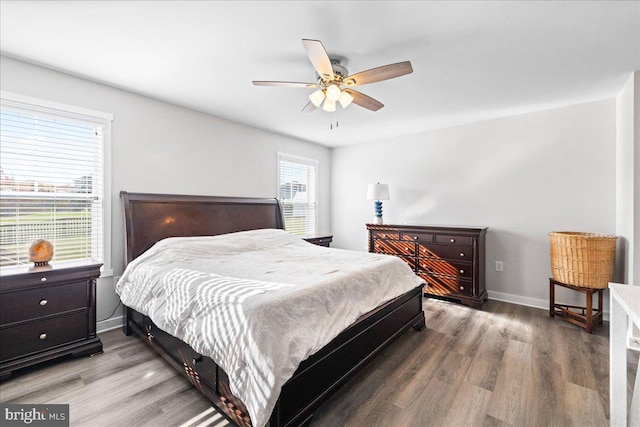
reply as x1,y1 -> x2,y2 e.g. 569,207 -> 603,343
0,95 -> 109,271
277,153 -> 318,236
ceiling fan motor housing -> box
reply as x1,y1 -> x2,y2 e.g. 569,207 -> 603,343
316,59 -> 348,81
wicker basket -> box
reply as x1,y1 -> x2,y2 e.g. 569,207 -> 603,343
549,231 -> 617,289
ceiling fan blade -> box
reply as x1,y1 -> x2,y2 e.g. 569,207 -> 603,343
344,89 -> 384,112
302,39 -> 334,80
343,61 -> 413,86
252,81 -> 319,88
301,101 -> 317,113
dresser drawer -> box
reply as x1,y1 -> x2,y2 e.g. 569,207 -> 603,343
435,234 -> 473,245
0,311 -> 87,361
419,273 -> 473,296
371,230 -> 399,240
0,281 -> 88,326
372,239 -> 415,256
400,231 -> 434,243
417,258 -> 472,278
417,244 -> 473,261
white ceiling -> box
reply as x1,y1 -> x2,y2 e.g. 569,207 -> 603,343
1,1 -> 639,147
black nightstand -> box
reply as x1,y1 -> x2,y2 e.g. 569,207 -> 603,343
303,235 -> 333,247
0,263 -> 103,380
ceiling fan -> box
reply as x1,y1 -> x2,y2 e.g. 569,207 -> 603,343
252,39 -> 413,113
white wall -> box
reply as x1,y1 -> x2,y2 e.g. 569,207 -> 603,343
616,71 -> 640,345
0,55 -> 332,331
331,99 -> 617,308
616,72 -> 638,285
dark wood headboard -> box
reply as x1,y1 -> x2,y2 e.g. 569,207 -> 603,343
121,192 -> 284,264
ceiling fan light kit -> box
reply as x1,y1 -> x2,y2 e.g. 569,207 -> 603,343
322,99 -> 337,112
338,91 -> 354,108
309,89 -> 326,107
252,39 -> 413,115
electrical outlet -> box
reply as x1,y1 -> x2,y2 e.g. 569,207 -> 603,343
495,261 -> 504,272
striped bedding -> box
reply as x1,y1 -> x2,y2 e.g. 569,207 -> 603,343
115,228 -> 422,427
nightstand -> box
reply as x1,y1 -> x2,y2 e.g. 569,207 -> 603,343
303,235 -> 333,247
0,263 -> 103,380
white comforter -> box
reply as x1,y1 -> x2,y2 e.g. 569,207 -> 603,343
115,228 -> 422,427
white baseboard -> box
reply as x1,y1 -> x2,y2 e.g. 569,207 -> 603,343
97,315 -> 123,334
487,290 -> 610,322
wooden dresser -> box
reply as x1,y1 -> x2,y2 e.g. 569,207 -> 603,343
367,224 -> 488,308
0,263 -> 103,379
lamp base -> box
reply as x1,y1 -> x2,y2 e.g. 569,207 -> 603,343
372,216 -> 383,225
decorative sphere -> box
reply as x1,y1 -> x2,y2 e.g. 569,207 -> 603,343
29,239 -> 54,265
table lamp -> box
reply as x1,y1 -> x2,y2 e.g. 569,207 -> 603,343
367,183 -> 389,225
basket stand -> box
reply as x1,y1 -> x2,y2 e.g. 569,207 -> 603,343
549,278 -> 604,333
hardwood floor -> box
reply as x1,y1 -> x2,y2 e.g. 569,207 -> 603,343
1,298 -> 637,427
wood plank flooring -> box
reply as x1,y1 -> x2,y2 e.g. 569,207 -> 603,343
1,298 -> 637,427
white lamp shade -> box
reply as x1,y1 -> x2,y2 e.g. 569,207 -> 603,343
325,84 -> 342,102
338,90 -> 354,108
309,89 -> 325,107
367,183 -> 390,200
322,98 -> 337,112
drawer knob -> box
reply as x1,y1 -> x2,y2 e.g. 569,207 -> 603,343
39,333 -> 47,340
450,238 -> 455,243
39,299 -> 48,306
40,277 -> 47,282
413,236 -> 418,240
381,234 -> 386,238
192,356 -> 203,365
459,269 -> 465,274
460,252 -> 465,257
459,286 -> 465,291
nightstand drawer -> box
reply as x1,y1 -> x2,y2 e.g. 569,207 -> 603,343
0,281 -> 88,326
0,311 -> 87,361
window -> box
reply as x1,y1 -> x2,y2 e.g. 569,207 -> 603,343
277,153 -> 318,236
0,92 -> 112,274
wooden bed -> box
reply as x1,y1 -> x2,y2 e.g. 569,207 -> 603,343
120,191 -> 425,427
